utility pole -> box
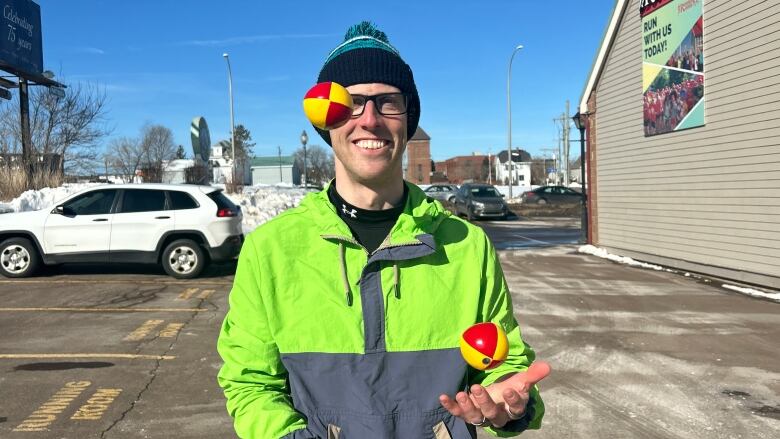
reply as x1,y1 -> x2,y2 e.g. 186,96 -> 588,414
19,78 -> 32,183
563,100 -> 570,186
487,148 -> 492,184
278,146 -> 283,183
552,101 -> 572,186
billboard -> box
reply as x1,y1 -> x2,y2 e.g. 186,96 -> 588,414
641,0 -> 704,136
1,0 -> 43,78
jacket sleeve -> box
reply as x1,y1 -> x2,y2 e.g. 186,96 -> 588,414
217,233 -> 314,438
470,234 -> 545,437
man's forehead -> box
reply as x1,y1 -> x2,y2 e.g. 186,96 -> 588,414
346,83 -> 401,94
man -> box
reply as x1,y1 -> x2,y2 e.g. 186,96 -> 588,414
217,21 -> 546,438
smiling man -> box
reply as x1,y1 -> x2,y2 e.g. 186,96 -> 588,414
217,22 -> 546,439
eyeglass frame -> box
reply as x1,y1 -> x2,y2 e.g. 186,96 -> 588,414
349,93 -> 409,117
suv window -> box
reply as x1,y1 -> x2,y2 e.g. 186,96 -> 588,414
120,189 -> 166,213
64,189 -> 117,215
207,191 -> 238,210
169,191 -> 199,210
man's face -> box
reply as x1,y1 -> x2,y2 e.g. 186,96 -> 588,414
329,83 -> 407,185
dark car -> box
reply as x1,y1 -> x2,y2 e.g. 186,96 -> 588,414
453,183 -> 509,220
423,184 -> 458,203
521,186 -> 583,205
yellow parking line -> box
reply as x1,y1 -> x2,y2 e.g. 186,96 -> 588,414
71,388 -> 123,421
177,288 -> 199,299
0,354 -> 175,360
198,289 -> 215,299
0,307 -> 206,312
124,319 -> 165,341
159,323 -> 185,338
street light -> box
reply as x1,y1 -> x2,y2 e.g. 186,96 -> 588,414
507,44 -> 523,199
300,130 -> 308,187
572,111 -> 589,244
223,53 -> 236,181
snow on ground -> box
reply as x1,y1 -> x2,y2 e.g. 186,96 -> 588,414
578,244 -> 672,271
223,185 -> 310,233
721,284 -> 780,302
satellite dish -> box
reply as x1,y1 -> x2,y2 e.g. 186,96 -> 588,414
190,117 -> 211,161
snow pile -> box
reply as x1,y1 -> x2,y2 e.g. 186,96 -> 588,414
721,284 -> 780,302
3,184 -> 94,212
225,185 -> 310,233
578,244 -> 671,271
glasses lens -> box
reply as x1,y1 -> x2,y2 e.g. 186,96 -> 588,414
377,94 -> 407,115
351,95 -> 366,116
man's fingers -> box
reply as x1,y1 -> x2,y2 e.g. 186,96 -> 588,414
439,392 -> 483,424
470,385 -> 501,420
503,388 -> 529,417
522,361 -> 551,386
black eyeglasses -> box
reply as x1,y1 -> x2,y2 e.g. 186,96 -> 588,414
350,93 -> 409,117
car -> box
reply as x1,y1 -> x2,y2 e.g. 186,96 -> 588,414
452,183 -> 510,221
0,184 -> 244,279
423,184 -> 458,203
520,186 -> 584,206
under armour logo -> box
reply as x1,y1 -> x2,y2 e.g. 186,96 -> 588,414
342,204 -> 357,218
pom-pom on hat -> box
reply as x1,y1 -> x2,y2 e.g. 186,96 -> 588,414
315,21 -> 420,146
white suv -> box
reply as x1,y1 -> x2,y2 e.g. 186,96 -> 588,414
0,184 -> 243,279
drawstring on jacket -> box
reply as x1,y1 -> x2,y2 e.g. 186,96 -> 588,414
338,242 -> 353,306
338,242 -> 402,306
393,262 -> 400,299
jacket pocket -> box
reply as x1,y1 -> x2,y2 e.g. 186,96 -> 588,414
327,423 -> 342,439
432,421 -> 452,439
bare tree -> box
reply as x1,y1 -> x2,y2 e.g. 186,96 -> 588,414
293,145 -> 334,186
140,124 -> 176,183
0,83 -> 111,175
106,137 -> 144,183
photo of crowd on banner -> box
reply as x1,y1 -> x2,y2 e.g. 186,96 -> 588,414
666,18 -> 704,73
644,17 -> 704,136
644,74 -> 704,136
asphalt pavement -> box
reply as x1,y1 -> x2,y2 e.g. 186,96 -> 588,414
0,217 -> 777,439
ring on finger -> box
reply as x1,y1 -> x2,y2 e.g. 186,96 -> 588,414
469,415 -> 491,427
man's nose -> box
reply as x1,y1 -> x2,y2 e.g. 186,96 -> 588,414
357,100 -> 380,127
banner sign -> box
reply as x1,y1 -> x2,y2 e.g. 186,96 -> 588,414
641,0 -> 704,136
1,0 -> 43,78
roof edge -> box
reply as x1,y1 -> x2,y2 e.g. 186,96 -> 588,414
579,0 -> 630,113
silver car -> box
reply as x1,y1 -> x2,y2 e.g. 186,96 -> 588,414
423,184 -> 458,203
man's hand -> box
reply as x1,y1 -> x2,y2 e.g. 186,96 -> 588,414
439,361 -> 550,428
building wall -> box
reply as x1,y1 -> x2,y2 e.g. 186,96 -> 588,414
252,165 -> 295,185
592,0 -> 780,286
407,140 -> 431,184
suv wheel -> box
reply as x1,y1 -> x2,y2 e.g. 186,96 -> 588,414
0,238 -> 40,278
162,239 -> 205,279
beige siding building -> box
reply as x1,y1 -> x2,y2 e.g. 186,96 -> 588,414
580,0 -> 780,287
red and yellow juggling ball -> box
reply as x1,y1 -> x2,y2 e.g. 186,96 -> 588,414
460,322 -> 509,370
303,82 -> 353,130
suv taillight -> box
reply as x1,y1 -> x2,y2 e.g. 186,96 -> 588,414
217,208 -> 237,217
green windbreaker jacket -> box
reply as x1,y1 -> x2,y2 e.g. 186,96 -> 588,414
217,182 -> 544,438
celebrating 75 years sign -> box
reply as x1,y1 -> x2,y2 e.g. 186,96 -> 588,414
1,0 -> 43,78
641,0 -> 704,136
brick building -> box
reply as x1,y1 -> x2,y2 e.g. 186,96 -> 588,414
405,127 -> 431,185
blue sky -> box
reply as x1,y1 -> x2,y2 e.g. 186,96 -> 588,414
32,0 -> 616,161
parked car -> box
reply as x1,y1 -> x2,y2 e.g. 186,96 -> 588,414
0,184 -> 244,279
452,183 -> 509,220
423,184 -> 458,203
521,186 -> 584,205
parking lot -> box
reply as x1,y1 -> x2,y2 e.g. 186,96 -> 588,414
0,264 -> 237,438
1,218 -> 778,439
